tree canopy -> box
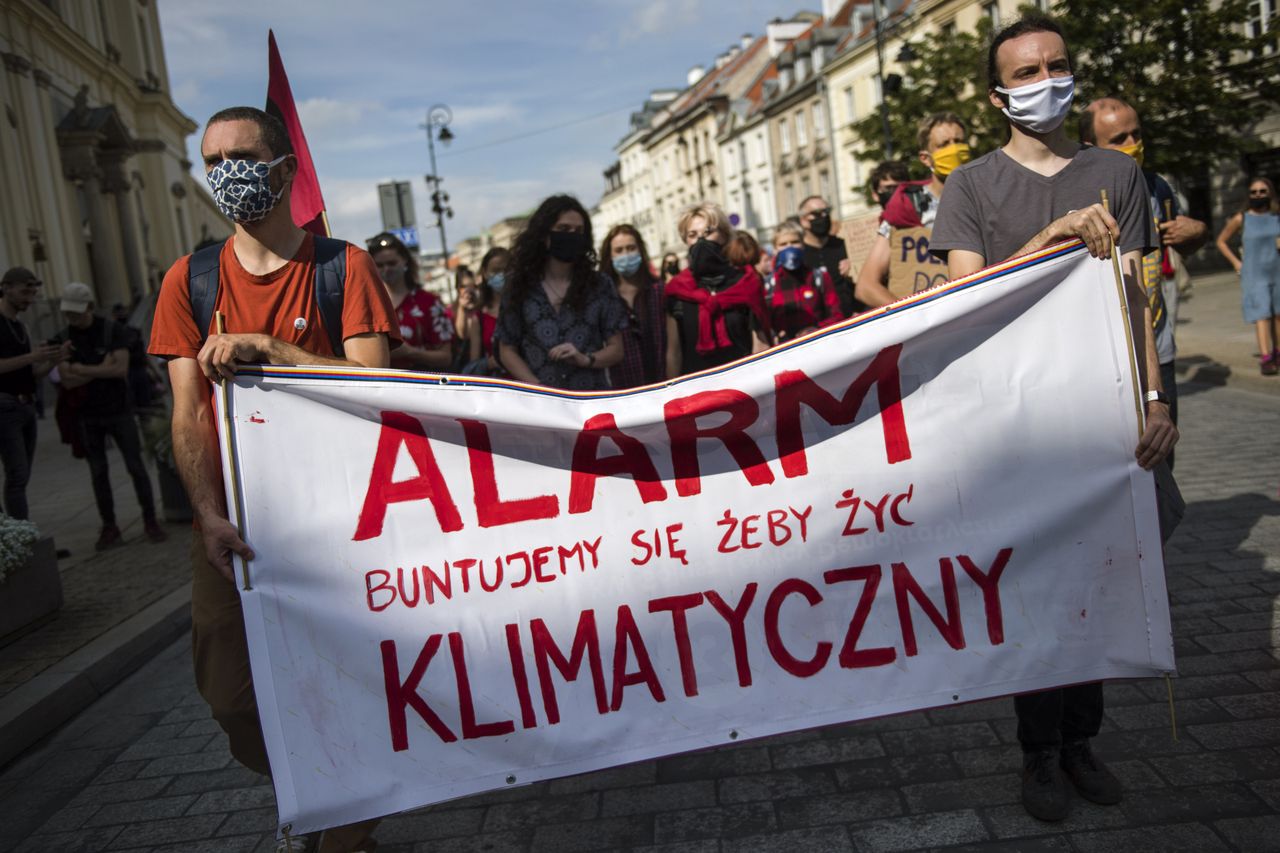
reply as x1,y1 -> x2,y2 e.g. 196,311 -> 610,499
851,0 -> 1276,187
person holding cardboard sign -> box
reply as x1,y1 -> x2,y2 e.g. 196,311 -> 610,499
856,112 -> 971,303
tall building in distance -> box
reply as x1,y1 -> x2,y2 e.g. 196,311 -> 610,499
1,0 -> 228,332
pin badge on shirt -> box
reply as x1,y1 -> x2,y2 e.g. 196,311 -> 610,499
294,317 -> 307,331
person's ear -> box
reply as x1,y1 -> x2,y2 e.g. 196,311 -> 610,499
989,88 -> 1006,110
919,149 -> 932,170
275,154 -> 298,190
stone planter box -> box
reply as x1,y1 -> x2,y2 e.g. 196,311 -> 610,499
0,536 -> 62,646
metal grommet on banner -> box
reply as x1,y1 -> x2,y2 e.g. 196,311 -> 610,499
728,730 -> 739,740
505,774 -> 516,785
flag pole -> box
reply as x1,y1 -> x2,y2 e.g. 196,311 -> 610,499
215,311 -> 253,591
1100,190 -> 1146,438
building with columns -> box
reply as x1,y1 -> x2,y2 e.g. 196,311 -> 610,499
0,0 -> 227,337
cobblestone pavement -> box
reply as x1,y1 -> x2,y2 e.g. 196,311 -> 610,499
2,378 -> 1277,853
0,414 -> 192,699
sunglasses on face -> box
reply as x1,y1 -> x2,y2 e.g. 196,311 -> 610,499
1249,191 -> 1271,197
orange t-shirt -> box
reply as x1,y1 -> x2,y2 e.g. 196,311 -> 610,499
149,234 -> 400,360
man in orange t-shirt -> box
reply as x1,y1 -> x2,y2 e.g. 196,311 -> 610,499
149,106 -> 397,853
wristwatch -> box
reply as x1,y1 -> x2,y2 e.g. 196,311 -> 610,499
1144,390 -> 1171,406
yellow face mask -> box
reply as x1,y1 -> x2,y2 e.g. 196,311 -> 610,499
1117,140 -> 1144,166
930,142 -> 972,178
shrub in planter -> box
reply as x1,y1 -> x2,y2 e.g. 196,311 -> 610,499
0,516 -> 61,644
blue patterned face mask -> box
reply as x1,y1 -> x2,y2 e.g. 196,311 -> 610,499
612,253 -> 643,277
206,155 -> 289,223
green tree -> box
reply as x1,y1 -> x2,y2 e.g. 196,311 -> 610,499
850,18 -> 999,186
851,1 -> 1275,187
1054,0 -> 1275,179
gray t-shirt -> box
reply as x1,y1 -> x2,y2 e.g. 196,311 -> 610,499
930,146 -> 1155,265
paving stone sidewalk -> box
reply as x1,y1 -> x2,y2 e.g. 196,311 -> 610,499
0,414 -> 192,700
1,378 -> 1276,853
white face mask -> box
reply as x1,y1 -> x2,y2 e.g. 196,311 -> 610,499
995,75 -> 1075,134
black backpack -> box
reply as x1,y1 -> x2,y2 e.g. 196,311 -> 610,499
187,236 -> 348,356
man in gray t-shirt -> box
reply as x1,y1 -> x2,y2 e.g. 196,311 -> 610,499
931,145 -> 1152,264
929,14 -> 1177,827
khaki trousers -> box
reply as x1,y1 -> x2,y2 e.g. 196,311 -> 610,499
191,533 -> 378,852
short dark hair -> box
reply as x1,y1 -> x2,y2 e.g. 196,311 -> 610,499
987,14 -> 1072,92
868,160 -> 909,192
1078,96 -> 1131,145
797,195 -> 828,213
917,112 -> 967,151
205,106 -> 294,159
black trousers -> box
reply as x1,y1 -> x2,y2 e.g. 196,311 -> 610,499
79,411 -> 155,525
1014,682 -> 1104,753
1159,360 -> 1178,470
0,396 -> 37,519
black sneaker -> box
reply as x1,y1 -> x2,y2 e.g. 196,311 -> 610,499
95,524 -> 123,551
1022,747 -> 1070,821
1060,739 -> 1123,805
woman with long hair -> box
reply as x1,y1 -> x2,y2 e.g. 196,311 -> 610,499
1216,177 -> 1280,375
464,246 -> 509,373
495,195 -> 627,389
665,202 -> 771,376
764,220 -> 843,343
367,232 -> 452,370
600,224 -> 678,387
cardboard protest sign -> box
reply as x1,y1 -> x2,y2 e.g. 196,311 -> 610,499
219,242 -> 1173,836
841,210 -> 883,275
888,225 -> 948,298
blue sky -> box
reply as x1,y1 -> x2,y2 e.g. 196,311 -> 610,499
158,0 -> 788,254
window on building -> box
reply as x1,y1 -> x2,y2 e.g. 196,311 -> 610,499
814,101 -> 826,139
983,1 -> 1001,27
780,120 -> 791,154
941,20 -> 957,37
784,181 -> 794,212
795,111 -> 808,147
843,87 -> 855,123
819,171 -> 831,201
1248,0 -> 1277,56
873,74 -> 883,106
755,131 -> 766,164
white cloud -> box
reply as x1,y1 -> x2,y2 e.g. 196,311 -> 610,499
629,0 -> 703,36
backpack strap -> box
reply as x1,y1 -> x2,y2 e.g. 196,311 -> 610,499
188,240 -> 226,342
313,236 -> 347,357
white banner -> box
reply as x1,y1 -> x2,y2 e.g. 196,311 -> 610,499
219,243 -> 1173,836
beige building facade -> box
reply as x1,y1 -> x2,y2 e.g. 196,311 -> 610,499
0,0 -> 229,336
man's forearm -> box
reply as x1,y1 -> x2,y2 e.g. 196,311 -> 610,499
172,411 -> 227,524
260,336 -> 355,368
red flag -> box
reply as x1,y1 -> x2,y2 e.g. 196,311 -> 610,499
266,30 -> 329,236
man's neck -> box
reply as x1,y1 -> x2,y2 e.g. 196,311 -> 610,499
0,298 -> 19,321
928,175 -> 946,199
231,208 -> 307,276
803,232 -> 827,249
1002,125 -> 1079,176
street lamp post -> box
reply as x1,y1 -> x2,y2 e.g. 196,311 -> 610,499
420,104 -> 454,264
873,0 -> 894,159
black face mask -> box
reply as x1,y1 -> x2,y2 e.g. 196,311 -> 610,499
808,211 -> 832,238
1249,195 -> 1272,210
688,238 -> 732,280
548,231 -> 589,262
665,261 -> 680,276
876,189 -> 896,209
